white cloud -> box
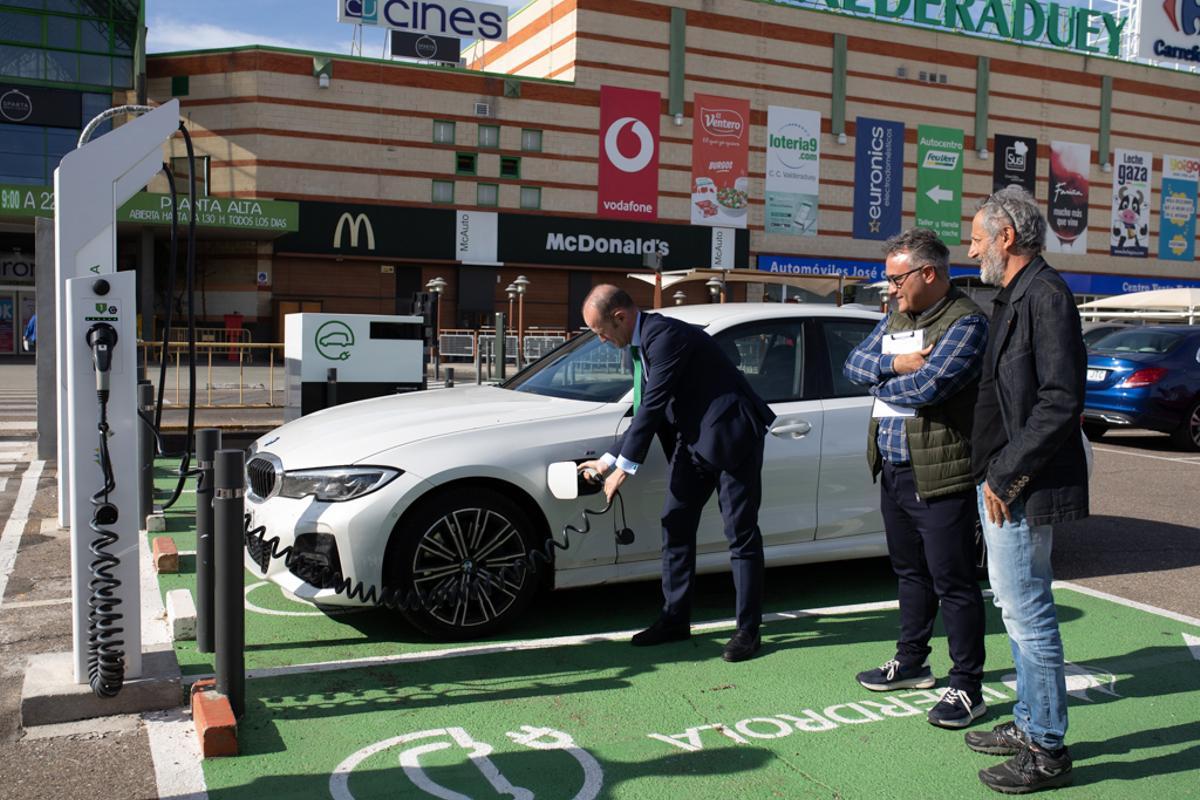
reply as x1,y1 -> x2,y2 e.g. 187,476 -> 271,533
146,19 -> 347,55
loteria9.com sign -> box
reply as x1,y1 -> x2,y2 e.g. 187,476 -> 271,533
597,86 -> 660,222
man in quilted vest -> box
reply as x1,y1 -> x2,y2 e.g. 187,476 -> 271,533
844,227 -> 989,730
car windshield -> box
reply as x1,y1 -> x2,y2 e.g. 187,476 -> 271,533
1091,329 -> 1184,355
504,331 -> 634,402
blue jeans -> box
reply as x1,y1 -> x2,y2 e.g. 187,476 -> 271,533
977,484 -> 1068,750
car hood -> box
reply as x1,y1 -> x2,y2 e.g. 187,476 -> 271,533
251,386 -> 607,470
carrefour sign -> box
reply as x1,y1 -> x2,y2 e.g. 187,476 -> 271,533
1139,0 -> 1200,66
338,0 -> 508,42
783,0 -> 1130,57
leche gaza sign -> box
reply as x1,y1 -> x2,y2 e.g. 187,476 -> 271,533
338,0 -> 508,42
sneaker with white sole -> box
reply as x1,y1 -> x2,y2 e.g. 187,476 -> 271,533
856,658 -> 936,691
927,687 -> 987,729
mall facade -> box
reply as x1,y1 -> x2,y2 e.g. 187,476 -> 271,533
2,0 -> 1199,346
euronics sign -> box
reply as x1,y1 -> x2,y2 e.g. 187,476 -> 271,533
337,0 -> 508,43
777,0 -> 1130,57
0,184 -> 299,232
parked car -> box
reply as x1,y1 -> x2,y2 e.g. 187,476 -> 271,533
1083,325 -> 1200,450
1082,321 -> 1134,350
244,303 -> 892,638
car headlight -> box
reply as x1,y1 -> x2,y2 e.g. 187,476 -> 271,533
278,467 -> 401,502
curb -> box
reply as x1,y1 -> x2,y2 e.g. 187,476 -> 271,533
190,678 -> 238,758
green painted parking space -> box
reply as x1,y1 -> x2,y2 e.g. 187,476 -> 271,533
197,586 -> 1200,799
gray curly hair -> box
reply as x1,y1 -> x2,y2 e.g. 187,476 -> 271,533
977,186 -> 1046,256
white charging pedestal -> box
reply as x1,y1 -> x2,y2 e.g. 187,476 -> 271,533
65,272 -> 140,680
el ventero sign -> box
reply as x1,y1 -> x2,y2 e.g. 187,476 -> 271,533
778,0 -> 1130,57
0,184 -> 298,233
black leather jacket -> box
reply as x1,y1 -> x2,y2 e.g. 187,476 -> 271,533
984,256 -> 1090,526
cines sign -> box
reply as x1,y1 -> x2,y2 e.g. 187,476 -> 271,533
337,0 -> 507,43
812,0 -> 1129,57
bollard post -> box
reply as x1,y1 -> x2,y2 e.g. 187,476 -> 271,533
474,336 -> 483,385
445,367 -> 454,388
494,312 -> 506,382
138,381 -> 154,525
326,367 -> 338,409
214,448 -> 246,719
194,428 -> 221,654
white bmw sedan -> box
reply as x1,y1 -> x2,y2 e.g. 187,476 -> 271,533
244,303 -> 889,639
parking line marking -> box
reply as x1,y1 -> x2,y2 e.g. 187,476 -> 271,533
188,599 -> 905,683
1054,580 -> 1200,628
1092,446 -> 1200,464
0,460 -> 44,609
145,707 -> 208,800
2,597 -> 71,609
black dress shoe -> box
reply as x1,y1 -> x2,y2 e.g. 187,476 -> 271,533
722,628 -> 762,662
631,618 -> 690,646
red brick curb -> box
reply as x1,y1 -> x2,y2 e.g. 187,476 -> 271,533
152,536 -> 179,573
190,678 -> 238,757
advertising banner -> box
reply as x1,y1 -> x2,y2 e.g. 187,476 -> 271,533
765,106 -> 820,236
1159,154 -> 1199,261
915,125 -> 964,244
1047,141 -> 1091,254
455,210 -> 499,264
597,85 -> 660,221
852,117 -> 904,240
1138,0 -> 1200,69
690,94 -> 751,229
993,134 -> 1038,193
1109,149 -> 1152,258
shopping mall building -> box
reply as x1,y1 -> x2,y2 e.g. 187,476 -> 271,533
1,0 -> 1198,350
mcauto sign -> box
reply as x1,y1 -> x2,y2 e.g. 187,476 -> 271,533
812,0 -> 1130,57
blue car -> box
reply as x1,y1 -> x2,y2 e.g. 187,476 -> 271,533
1083,326 -> 1200,451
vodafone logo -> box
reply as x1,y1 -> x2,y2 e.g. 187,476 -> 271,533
604,117 -> 655,173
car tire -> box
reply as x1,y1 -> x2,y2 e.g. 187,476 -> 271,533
386,487 -> 545,640
1082,422 -> 1108,441
1169,399 -> 1200,452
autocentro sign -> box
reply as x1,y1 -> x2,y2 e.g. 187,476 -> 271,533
783,0 -> 1130,57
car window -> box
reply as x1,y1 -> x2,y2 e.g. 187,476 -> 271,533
820,319 -> 878,398
505,331 -> 633,402
1091,329 -> 1184,355
713,320 -> 807,403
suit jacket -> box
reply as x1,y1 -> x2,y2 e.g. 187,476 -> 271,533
614,312 -> 776,472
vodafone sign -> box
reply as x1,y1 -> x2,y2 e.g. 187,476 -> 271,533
597,86 -> 660,221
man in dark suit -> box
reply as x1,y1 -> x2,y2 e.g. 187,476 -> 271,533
578,285 -> 775,662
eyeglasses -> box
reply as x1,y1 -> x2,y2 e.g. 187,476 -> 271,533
885,265 -> 930,289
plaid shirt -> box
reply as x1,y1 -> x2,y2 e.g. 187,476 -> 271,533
843,308 -> 988,464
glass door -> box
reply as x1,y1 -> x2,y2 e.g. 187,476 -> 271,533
0,292 -> 15,355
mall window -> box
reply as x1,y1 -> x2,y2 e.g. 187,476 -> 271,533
456,152 -> 477,175
170,155 -> 209,196
432,180 -> 454,204
520,186 -> 541,210
0,2 -> 136,90
477,124 -> 499,149
477,183 -> 498,207
521,129 -> 542,152
500,156 -> 521,179
432,119 -> 455,144
171,75 -> 189,96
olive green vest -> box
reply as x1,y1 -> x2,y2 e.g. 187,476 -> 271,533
867,288 -> 982,499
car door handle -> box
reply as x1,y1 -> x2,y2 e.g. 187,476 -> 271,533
770,421 -> 812,438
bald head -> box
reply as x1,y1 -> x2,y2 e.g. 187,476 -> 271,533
584,284 -> 637,318
582,284 -> 638,348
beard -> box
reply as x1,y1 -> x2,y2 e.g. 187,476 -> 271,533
979,240 -> 1007,286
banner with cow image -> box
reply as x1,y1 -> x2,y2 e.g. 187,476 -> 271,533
690,94 -> 750,229
597,85 -> 660,221
766,106 -> 821,236
1159,154 -> 1199,262
1110,149 -> 1152,258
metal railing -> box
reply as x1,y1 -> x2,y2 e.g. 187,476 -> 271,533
438,328 -> 570,364
139,341 -> 284,408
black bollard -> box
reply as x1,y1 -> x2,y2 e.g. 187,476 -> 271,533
195,428 -> 221,654
138,381 -> 154,525
214,448 -> 246,719
445,367 -> 454,388
326,367 -> 338,409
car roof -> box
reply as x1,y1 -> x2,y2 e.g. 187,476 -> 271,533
1100,325 -> 1200,334
653,302 -> 883,326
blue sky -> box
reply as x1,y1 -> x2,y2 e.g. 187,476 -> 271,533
146,1 -> 530,55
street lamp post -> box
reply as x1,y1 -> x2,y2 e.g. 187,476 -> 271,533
506,283 -> 517,328
705,277 -> 724,304
513,274 -> 530,368
426,276 -> 447,379
673,290 -> 687,305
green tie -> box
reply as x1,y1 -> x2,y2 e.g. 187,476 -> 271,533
630,344 -> 644,414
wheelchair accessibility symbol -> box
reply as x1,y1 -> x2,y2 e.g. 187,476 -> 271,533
329,725 -> 603,800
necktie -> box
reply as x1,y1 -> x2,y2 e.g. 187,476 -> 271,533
630,344 -> 643,414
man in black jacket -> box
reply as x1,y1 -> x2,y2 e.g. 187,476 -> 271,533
578,285 -> 776,662
964,186 -> 1089,794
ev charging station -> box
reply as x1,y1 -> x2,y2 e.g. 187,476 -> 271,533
284,312 -> 425,421
54,100 -> 181,689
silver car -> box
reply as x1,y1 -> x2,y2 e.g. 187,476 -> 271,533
244,303 -> 888,639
